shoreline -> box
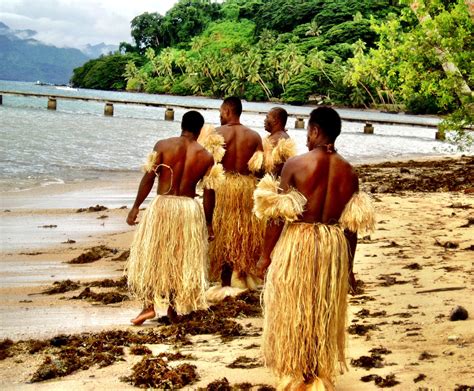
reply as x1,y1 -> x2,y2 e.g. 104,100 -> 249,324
0,156 -> 473,389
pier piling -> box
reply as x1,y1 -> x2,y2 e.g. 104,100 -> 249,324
104,102 -> 114,116
364,123 -> 374,134
47,98 -> 57,110
0,94 -> 2,105
295,117 -> 305,129
165,108 -> 175,121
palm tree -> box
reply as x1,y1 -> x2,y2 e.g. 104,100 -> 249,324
305,19 -> 322,37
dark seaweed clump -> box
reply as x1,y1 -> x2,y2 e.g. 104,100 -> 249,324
159,290 -> 262,342
41,279 -> 80,295
0,339 -> 14,360
226,355 -> 262,369
68,245 -> 117,264
360,374 -> 400,387
122,356 -> 198,388
129,345 -> 152,356
71,287 -> 129,304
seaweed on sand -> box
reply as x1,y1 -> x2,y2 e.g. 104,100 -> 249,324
0,339 -> 14,360
71,287 -> 129,304
226,356 -> 262,369
122,356 -> 198,388
68,245 -> 117,264
41,279 -> 81,295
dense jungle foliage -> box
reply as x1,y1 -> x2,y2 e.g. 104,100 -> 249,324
71,0 -> 473,143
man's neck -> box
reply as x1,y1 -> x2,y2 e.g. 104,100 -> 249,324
180,131 -> 196,141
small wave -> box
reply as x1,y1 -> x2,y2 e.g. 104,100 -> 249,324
40,178 -> 65,187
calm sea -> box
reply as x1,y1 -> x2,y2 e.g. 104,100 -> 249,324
0,80 -> 461,192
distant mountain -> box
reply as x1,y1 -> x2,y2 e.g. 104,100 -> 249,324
82,42 -> 119,59
0,22 -> 89,85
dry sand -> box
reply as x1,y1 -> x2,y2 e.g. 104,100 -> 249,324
0,157 -> 473,390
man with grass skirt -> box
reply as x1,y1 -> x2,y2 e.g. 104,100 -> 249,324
126,110 -> 223,325
254,107 -> 375,389
207,96 -> 266,294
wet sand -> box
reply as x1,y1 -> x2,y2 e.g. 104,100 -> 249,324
0,157 -> 473,390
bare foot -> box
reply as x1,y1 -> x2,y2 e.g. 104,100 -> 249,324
131,307 -> 155,326
167,305 -> 179,323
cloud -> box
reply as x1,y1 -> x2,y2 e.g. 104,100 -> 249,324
0,0 -> 179,48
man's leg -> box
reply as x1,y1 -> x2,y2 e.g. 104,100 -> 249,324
131,303 -> 155,326
167,291 -> 179,323
221,262 -> 233,286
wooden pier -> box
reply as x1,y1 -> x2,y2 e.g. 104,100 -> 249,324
0,90 -> 442,132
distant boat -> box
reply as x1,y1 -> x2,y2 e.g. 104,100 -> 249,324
55,85 -> 78,91
34,80 -> 53,86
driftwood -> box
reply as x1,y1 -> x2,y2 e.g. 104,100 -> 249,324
416,287 -> 466,294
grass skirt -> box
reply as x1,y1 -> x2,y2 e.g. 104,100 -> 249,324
263,222 -> 349,384
126,195 -> 208,314
209,173 -> 265,279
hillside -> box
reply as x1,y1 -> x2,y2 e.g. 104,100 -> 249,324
0,22 -> 89,85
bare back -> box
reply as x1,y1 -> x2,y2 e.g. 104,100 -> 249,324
217,124 -> 263,175
281,149 -> 358,224
153,137 -> 213,197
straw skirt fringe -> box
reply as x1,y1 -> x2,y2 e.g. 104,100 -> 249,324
209,173 -> 265,279
263,222 -> 349,383
126,195 -> 208,314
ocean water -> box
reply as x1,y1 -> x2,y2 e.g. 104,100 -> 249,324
0,80 -> 462,192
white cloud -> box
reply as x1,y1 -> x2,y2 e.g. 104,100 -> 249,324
0,0 -> 180,48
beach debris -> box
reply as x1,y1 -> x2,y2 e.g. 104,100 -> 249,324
377,274 -> 410,287
351,346 -> 392,370
450,306 -> 468,321
67,245 -> 117,264
403,262 -> 422,270
112,250 -> 130,262
357,157 -> 474,193
449,203 -> 472,209
122,356 -> 198,388
419,351 -> 437,361
41,279 -> 80,295
380,241 -> 401,248
157,351 -> 195,361
351,354 -> 384,369
416,286 -> 466,294
414,374 -> 426,383
129,345 -> 152,356
38,224 -> 57,228
71,287 -> 129,304
76,205 -> 108,213
400,167 -> 411,174
460,217 -> 474,228
205,378 -> 232,391
119,205 -> 127,209
465,244 -> 474,251
226,356 -> 262,369
355,309 -> 387,319
234,383 -> 253,391
4,209 -> 11,212
454,385 -> 474,390
61,239 -> 76,244
87,276 -> 127,290
20,251 -> 43,255
434,238 -> 459,249
97,214 -> 108,219
360,374 -> 400,387
348,323 -> 378,336
0,339 -> 14,360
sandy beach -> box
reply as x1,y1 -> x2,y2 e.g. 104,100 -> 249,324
0,156 -> 473,390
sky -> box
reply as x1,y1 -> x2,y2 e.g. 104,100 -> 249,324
0,0 -> 181,49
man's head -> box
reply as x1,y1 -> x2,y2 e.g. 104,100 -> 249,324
264,107 -> 288,133
220,96 -> 242,125
182,110 -> 205,137
307,107 -> 341,150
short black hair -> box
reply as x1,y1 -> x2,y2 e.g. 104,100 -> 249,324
308,107 -> 341,142
182,110 -> 205,135
223,96 -> 242,116
272,107 -> 288,127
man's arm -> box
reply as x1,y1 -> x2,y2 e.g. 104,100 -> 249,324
126,147 -> 161,226
256,161 -> 293,277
